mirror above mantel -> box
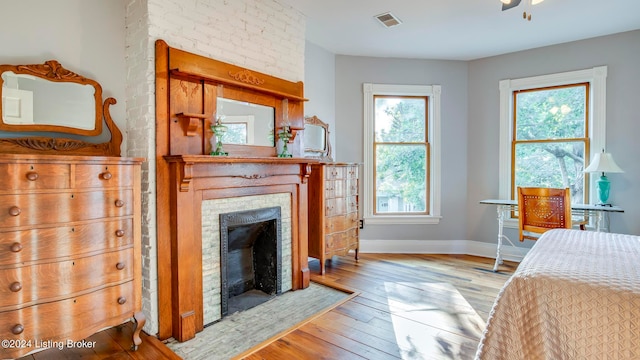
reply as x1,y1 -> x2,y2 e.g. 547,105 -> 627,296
217,97 -> 275,147
157,40 -> 307,158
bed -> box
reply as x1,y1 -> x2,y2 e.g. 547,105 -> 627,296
475,229 -> 640,359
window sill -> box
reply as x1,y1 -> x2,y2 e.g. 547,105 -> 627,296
363,215 -> 442,225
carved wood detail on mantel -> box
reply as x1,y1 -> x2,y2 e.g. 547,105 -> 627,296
228,69 -> 265,85
178,161 -> 194,192
165,155 -> 316,192
176,113 -> 208,137
302,163 -> 312,184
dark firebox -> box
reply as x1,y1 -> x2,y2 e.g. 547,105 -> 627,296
219,206 -> 282,317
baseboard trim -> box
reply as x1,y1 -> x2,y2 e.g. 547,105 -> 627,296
359,239 -> 528,263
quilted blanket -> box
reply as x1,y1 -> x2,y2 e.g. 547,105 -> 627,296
475,229 -> 640,359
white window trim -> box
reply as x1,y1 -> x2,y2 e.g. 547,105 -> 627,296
363,83 -> 442,225
499,66 -> 608,228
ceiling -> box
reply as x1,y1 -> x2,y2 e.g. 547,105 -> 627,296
279,0 -> 640,61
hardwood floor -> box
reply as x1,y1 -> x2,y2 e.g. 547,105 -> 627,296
240,254 -> 517,360
16,322 -> 181,360
15,254 -> 516,360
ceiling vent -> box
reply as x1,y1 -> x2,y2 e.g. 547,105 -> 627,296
374,12 -> 402,28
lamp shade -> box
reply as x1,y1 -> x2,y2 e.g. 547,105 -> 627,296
584,152 -> 624,174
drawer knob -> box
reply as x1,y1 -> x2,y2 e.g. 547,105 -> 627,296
10,242 -> 23,253
9,282 -> 22,292
8,206 -> 21,216
26,171 -> 39,181
115,229 -> 125,237
11,324 -> 24,335
116,262 -> 126,270
115,199 -> 125,207
102,171 -> 113,180
117,296 -> 127,305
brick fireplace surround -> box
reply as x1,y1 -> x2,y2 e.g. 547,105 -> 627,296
203,193 -> 292,324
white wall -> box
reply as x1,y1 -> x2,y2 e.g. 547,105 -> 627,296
304,41 -> 336,157
318,30 -> 640,250
334,56 -> 469,242
467,29 -> 640,245
0,0 -> 127,148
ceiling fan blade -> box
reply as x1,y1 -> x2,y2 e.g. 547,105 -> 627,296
502,0 -> 522,11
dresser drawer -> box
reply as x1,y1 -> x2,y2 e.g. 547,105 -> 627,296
0,218 -> 134,266
324,228 -> 358,254
325,179 -> 344,199
0,282 -> 135,359
325,166 -> 345,180
346,178 -> 358,196
345,165 -> 358,179
0,189 -> 133,227
0,163 -> 70,191
325,197 -> 346,217
347,195 -> 358,214
328,230 -> 358,251
75,164 -> 135,188
0,248 -> 134,309
345,227 -> 359,248
325,212 -> 359,234
325,232 -> 348,253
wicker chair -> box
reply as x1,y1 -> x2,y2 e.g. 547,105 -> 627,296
517,187 -> 586,241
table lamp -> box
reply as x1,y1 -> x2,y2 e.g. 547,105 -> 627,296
584,150 -> 624,205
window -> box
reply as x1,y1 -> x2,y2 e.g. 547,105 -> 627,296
512,83 -> 589,203
499,66 -> 608,224
363,83 -> 441,224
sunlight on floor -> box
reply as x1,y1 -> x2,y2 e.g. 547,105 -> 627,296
385,282 -> 485,360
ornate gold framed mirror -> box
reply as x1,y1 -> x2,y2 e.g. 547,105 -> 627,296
304,115 -> 332,161
0,60 -> 102,135
0,60 -> 122,156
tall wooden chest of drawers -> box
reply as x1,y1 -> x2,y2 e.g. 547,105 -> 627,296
308,162 -> 360,274
0,154 -> 145,359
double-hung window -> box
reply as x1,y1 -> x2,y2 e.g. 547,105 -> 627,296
512,83 -> 590,202
499,66 -> 608,222
363,83 -> 441,224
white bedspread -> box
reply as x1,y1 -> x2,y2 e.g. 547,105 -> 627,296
475,229 -> 640,359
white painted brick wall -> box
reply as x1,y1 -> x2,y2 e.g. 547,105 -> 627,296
124,0 -> 305,336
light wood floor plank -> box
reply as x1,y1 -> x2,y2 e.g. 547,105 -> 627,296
18,254 -> 516,360
239,254 -> 516,360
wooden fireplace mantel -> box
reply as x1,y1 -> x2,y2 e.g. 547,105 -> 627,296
155,40 -> 313,343
155,40 -> 314,341
164,155 -> 315,192
163,155 -> 314,342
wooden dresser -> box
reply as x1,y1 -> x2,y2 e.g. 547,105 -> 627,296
308,162 -> 360,274
0,154 -> 144,359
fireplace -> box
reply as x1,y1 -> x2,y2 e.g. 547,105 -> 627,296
156,42 -> 311,342
201,193 -> 293,325
220,206 -> 282,317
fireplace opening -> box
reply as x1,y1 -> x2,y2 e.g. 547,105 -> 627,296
220,206 -> 282,317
